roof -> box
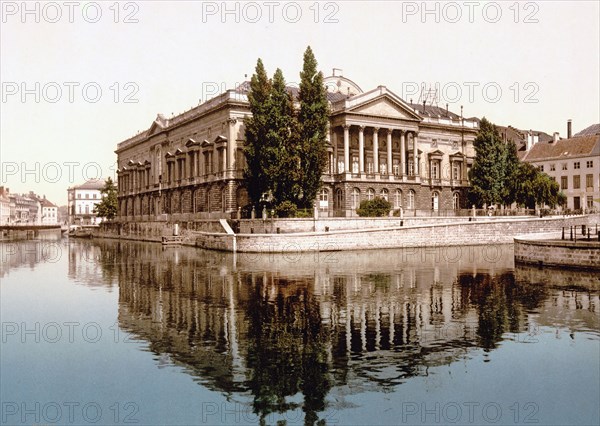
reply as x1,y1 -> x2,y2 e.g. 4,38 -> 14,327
521,134 -> 600,162
407,102 -> 462,120
71,179 -> 106,191
574,123 -> 600,137
40,198 -> 57,208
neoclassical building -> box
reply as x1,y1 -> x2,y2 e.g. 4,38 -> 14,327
115,73 -> 478,219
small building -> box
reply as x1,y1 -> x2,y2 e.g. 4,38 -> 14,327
39,197 -> 59,225
67,179 -> 106,225
520,121 -> 600,211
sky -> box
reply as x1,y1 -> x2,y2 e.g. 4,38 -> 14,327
1,0 -> 599,205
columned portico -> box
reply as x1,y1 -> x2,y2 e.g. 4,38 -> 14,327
400,131 -> 406,177
413,132 -> 419,177
386,130 -> 392,177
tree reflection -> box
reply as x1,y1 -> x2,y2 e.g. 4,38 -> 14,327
244,277 -> 331,425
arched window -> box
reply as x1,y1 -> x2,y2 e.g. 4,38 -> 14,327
335,189 -> 344,209
394,189 -> 403,209
367,188 -> 375,201
407,190 -> 415,209
319,188 -> 329,210
351,188 -> 361,209
453,192 -> 460,210
432,191 -> 439,210
380,188 -> 389,201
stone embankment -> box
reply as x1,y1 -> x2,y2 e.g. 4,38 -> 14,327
514,228 -> 600,270
95,215 -> 597,253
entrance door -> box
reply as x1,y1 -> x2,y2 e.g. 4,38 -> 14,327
432,192 -> 439,211
574,196 -> 580,210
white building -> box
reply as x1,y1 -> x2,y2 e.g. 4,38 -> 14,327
40,198 -> 58,225
521,122 -> 600,212
0,187 -> 10,225
67,179 -> 106,225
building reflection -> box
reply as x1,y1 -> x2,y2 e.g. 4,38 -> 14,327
0,233 -> 62,278
85,240 -> 598,424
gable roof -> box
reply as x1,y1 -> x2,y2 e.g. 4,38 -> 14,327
574,123 -> 600,137
521,134 -> 600,162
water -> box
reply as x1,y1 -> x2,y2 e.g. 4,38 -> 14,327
1,238 -> 598,425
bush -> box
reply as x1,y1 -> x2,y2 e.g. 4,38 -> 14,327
356,197 -> 392,217
274,201 -> 297,218
295,209 -> 312,218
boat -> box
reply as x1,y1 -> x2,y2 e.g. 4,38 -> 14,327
68,225 -> 98,238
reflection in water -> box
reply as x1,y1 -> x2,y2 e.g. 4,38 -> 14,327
77,240 -> 598,424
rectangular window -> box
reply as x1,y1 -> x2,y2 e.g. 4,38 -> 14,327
586,160 -> 593,168
366,157 -> 373,173
431,162 -> 439,179
538,165 -> 544,172
574,162 -> 580,169
561,176 -> 568,190
586,174 -> 594,189
573,175 -> 580,189
352,156 -> 359,174
550,164 -> 555,171
587,196 -> 594,209
562,163 -> 567,170
85,193 -> 89,199
452,164 -> 459,180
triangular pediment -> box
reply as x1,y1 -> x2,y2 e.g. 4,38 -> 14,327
347,94 -> 422,121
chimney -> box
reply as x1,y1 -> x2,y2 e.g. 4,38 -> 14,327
553,132 -> 559,143
567,119 -> 572,138
526,131 -> 533,151
533,134 -> 539,144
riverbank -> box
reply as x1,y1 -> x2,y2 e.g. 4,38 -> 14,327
94,214 -> 597,253
0,225 -> 62,241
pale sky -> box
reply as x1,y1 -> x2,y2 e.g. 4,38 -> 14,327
1,0 -> 599,205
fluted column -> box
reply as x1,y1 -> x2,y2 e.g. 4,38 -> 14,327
343,125 -> 350,172
358,126 -> 365,173
413,132 -> 419,176
400,131 -> 406,177
373,128 -> 379,173
386,129 -> 392,176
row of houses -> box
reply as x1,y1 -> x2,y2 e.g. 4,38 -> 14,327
0,187 -> 59,226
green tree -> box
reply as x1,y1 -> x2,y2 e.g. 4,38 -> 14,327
244,59 -> 273,208
296,46 -> 330,209
502,139 -> 520,206
356,197 -> 392,217
512,163 -> 561,209
93,177 -> 118,220
468,118 -> 506,207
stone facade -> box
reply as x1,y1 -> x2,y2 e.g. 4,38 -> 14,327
115,73 -> 478,221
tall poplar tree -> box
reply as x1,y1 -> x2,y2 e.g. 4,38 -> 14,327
297,46 -> 330,209
244,59 -> 272,208
468,118 -> 506,207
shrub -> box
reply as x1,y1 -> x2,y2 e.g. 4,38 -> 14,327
275,201 -> 297,218
295,209 -> 312,218
356,197 -> 392,217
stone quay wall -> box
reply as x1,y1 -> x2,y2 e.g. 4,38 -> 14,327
96,215 -> 596,253
514,232 -> 600,270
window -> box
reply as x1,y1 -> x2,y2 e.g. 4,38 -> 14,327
586,174 -> 593,189
335,189 -> 344,209
85,205 -> 89,214
562,163 -> 567,170
394,189 -> 402,209
380,188 -> 389,201
380,162 -> 387,175
366,188 -> 375,201
452,163 -> 460,180
352,156 -> 359,173
453,192 -> 460,210
393,159 -> 400,176
351,188 -> 360,209
550,164 -> 555,171
431,191 -> 439,210
587,160 -> 594,168
85,193 -> 89,199
93,194 -> 97,199
407,190 -> 415,209
587,196 -> 594,209
561,176 -> 568,190
538,165 -> 544,172
319,189 -> 328,209
366,157 -> 373,174
574,162 -> 580,169
574,175 -> 580,189
431,162 -> 439,179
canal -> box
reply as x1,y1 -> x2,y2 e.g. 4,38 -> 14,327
1,237 -> 599,425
